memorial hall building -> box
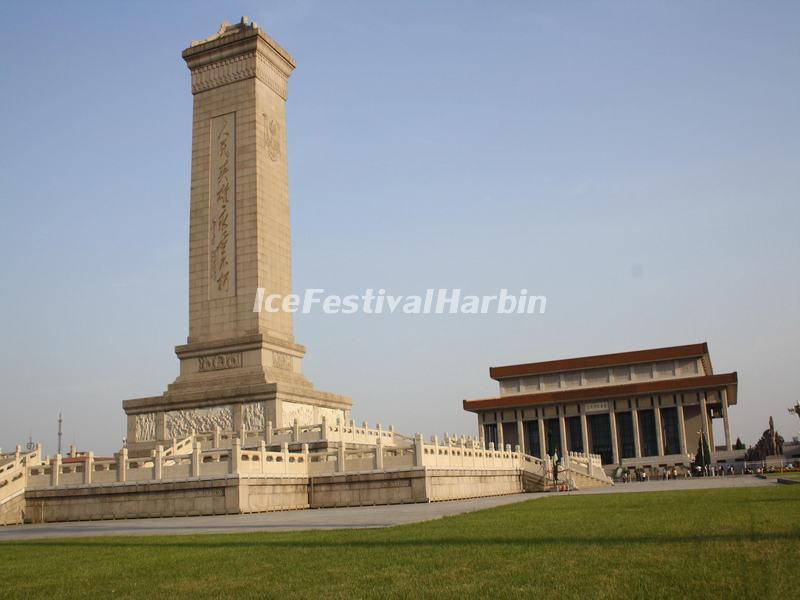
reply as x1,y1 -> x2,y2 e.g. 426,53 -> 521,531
463,343 -> 739,471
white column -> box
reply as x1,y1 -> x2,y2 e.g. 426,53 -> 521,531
51,454 -> 62,487
559,410 -> 568,455
154,445 -> 163,480
516,418 -> 525,454
631,407 -> 642,458
676,396 -> 687,455
118,448 -> 128,483
84,451 -> 94,485
497,419 -> 505,450
538,418 -> 546,458
609,405 -> 620,465
337,443 -> 347,472
721,389 -> 733,452
192,442 -> 202,477
374,436 -> 384,470
580,412 -> 589,455
230,438 -> 241,474
699,391 -> 711,457
414,433 -> 425,467
654,399 -> 665,457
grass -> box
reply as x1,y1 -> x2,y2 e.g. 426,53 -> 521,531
1,486 -> 798,599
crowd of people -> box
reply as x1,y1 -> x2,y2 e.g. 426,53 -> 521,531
618,463 -> 739,482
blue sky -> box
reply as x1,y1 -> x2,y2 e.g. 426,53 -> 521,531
0,1 -> 798,453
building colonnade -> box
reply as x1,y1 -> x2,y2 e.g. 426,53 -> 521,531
482,390 -> 733,466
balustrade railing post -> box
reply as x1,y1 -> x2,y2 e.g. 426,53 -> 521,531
266,421 -> 273,445
213,426 -> 221,449
51,453 -> 62,487
374,437 -> 384,470
84,451 -> 94,485
231,438 -> 241,474
414,433 -> 424,467
281,442 -> 289,474
337,443 -> 346,473
258,440 -> 266,474
192,441 -> 202,478
118,447 -> 128,482
154,445 -> 163,480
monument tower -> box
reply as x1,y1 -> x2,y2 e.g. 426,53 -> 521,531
123,18 -> 351,452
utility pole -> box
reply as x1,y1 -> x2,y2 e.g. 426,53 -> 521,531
57,413 -> 63,455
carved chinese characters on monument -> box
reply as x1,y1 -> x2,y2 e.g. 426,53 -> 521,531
264,115 -> 281,161
198,352 -> 243,372
209,112 -> 236,299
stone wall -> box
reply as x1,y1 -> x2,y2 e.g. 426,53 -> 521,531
427,469 -> 524,501
24,475 -> 309,523
308,469 -> 428,508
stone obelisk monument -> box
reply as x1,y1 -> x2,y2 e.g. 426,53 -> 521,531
123,18 -> 351,452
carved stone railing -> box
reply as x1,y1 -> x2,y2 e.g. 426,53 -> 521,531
183,417 -> 411,450
25,439 -> 313,490
0,445 -> 42,514
560,451 -> 613,486
15,433 -> 610,498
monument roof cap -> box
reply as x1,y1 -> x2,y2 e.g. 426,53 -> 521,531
182,16 -> 295,70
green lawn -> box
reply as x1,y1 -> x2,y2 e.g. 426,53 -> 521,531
1,486 -> 798,599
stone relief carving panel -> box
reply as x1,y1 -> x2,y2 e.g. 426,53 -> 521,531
281,401 -> 314,426
167,406 -> 233,438
318,406 -> 345,425
272,351 -> 292,370
242,402 -> 266,430
199,352 -> 243,372
135,413 -> 156,441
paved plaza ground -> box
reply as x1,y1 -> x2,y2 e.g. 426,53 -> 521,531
0,474 -> 775,541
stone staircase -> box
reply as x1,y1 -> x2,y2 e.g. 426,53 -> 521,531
0,445 -> 42,526
520,451 -> 614,492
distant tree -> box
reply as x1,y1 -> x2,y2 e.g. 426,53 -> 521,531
695,432 -> 711,467
734,437 -> 745,450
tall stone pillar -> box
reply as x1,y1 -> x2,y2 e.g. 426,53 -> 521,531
497,419 -> 505,450
122,18 -> 351,452
631,407 -> 642,458
558,410 -> 568,454
580,411 -> 589,456
516,418 -> 525,454
676,397 -> 688,456
538,418 -> 547,458
608,405 -> 620,465
699,391 -> 711,456
721,388 -> 733,452
654,400 -> 665,456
